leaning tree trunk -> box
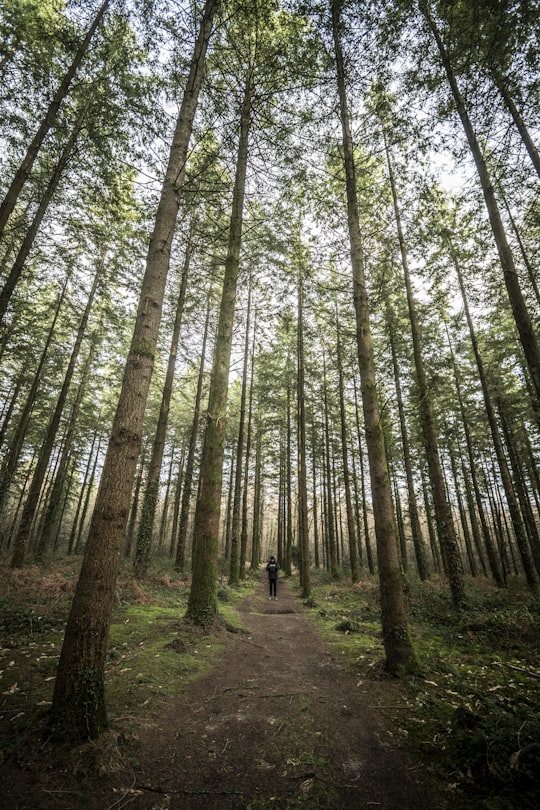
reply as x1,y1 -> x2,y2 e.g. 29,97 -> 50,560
490,65 -> 540,180
383,131 -> 465,607
332,0 -> 417,673
133,236 -> 192,579
186,62 -> 253,625
0,277 -> 69,523
0,122 -> 81,322
0,0 -> 110,239
444,319 -> 505,587
50,0 -> 218,742
420,0 -> 540,413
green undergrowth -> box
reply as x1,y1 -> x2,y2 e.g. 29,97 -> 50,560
299,572 -> 540,809
0,558 -> 254,756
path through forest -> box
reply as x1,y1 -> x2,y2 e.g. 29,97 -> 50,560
94,574 -> 443,809
2,573 -> 447,809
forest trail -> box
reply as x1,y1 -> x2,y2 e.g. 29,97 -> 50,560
1,573 -> 447,810
92,573 -> 443,810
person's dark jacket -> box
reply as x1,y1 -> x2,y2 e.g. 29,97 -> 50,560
266,560 -> 279,580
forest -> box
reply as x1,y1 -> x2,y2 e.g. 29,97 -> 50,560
0,0 -> 539,804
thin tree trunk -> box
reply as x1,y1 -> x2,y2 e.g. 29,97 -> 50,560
0,0 -> 110,239
444,318 -> 505,586
229,278 -> 252,585
0,123 -> 81,321
297,252 -> 311,598
37,339 -> 95,558
51,0 -> 217,741
335,315 -> 359,582
450,243 -> 537,589
187,57 -> 252,625
383,130 -> 465,607
0,277 -> 69,521
490,66 -> 540,179
322,351 -> 339,578
386,311 -> 428,580
240,304 -> 256,580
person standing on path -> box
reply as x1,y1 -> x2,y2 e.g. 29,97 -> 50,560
266,555 -> 279,599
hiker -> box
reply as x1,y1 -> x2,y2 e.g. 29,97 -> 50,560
266,555 -> 279,600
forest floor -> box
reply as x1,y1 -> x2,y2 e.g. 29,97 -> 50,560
1,563 -> 540,809
1,570 -> 444,810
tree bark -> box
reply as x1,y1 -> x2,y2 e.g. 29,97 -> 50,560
297,251 -> 311,598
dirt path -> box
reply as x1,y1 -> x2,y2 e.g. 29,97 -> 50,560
1,574 -> 446,809
101,575 -> 442,810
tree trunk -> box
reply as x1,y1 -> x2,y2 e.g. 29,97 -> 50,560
0,277 -> 69,523
0,0 -> 110,239
50,0 -> 218,741
297,251 -> 311,598
336,314 -> 359,582
187,60 -> 252,625
450,242 -> 537,590
383,130 -> 465,607
229,277 -> 252,585
322,351 -> 339,578
386,310 -> 428,580
490,65 -> 540,180
444,317 -> 505,587
37,340 -> 95,558
240,304 -> 256,580
332,0 -> 416,672
0,122 -> 81,321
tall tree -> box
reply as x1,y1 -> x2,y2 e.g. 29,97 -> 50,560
50,0 -> 218,741
331,0 -> 417,673
187,35 -> 255,623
